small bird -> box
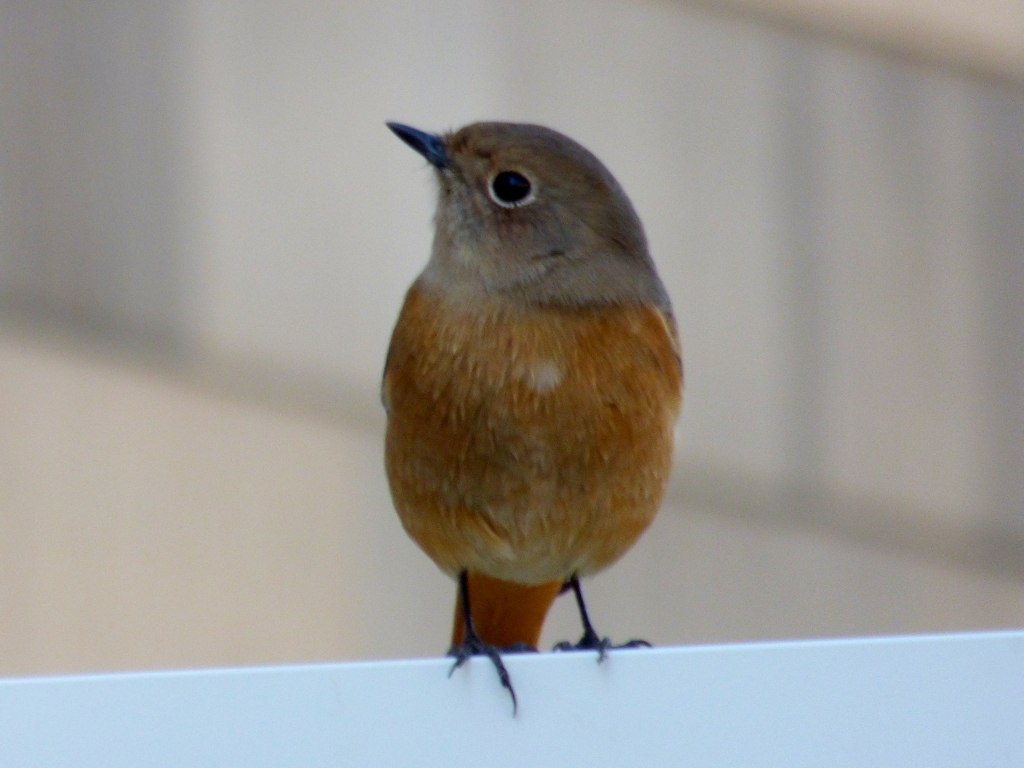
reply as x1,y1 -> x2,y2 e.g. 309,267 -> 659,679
382,121 -> 682,712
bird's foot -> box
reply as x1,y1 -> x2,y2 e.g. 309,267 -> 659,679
503,642 -> 539,654
447,636 -> 518,714
552,628 -> 651,663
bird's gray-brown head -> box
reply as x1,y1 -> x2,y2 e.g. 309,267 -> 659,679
387,121 -> 671,312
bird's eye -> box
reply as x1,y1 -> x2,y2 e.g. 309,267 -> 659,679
489,171 -> 533,207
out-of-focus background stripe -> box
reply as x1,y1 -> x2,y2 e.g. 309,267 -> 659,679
1,0 -> 1022,676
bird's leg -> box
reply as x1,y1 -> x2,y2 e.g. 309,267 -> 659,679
447,570 -> 519,715
552,574 -> 652,662
553,574 -> 605,655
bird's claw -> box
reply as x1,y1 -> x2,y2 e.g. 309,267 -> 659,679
447,636 -> 519,715
503,642 -> 539,654
552,629 -> 651,662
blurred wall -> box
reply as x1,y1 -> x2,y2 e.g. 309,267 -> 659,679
714,0 -> 1024,81
0,0 -> 1022,677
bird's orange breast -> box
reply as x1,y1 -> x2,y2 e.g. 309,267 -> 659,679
383,282 -> 682,584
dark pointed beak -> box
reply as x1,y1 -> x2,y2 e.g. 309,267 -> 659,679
386,122 -> 450,169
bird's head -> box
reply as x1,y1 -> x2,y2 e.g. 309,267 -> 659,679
387,121 -> 670,311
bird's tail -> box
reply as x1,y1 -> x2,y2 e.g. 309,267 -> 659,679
451,572 -> 563,649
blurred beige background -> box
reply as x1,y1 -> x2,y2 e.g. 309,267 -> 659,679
1,0 -> 1022,677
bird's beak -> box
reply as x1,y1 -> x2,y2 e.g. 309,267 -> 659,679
386,122 -> 451,170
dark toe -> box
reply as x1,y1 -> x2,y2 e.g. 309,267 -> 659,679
503,642 -> 539,653
552,635 -> 652,662
616,639 -> 652,649
446,637 -> 519,715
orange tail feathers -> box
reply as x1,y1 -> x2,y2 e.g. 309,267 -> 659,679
451,572 -> 563,649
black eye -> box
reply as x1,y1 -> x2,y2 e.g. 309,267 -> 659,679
490,171 -> 533,206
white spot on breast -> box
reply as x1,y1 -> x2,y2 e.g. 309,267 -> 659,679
527,360 -> 563,393
510,359 -> 563,394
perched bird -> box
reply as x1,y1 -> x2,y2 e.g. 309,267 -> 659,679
382,121 -> 682,711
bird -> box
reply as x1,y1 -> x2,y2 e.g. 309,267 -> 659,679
382,121 -> 682,712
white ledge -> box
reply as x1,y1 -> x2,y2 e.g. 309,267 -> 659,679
1,631 -> 1022,767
